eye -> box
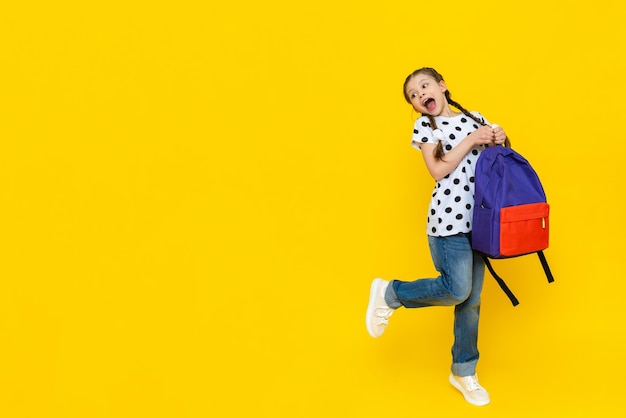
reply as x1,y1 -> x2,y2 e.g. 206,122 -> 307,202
422,83 -> 429,89
410,92 -> 418,99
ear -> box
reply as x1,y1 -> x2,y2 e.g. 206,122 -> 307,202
439,80 -> 447,92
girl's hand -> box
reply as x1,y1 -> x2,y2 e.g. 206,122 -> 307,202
469,126 -> 497,146
492,124 -> 506,145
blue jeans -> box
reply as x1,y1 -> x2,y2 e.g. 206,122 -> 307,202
384,233 -> 485,377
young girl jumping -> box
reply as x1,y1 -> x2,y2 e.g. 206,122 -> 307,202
365,67 -> 508,406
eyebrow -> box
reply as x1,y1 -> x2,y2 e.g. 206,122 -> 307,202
408,78 -> 432,92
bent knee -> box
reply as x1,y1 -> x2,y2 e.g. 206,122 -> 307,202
447,284 -> 472,305
450,291 -> 471,305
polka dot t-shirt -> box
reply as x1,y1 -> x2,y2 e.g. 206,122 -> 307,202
411,112 -> 489,237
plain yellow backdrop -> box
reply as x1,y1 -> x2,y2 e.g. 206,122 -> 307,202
0,0 -> 624,417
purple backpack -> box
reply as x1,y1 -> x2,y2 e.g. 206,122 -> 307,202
472,145 -> 554,306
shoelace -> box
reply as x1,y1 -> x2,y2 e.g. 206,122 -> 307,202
464,376 -> 484,392
374,307 -> 393,325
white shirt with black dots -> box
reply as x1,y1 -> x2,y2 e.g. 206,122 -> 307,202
411,112 -> 489,237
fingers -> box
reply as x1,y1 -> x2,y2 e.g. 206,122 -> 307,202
490,124 -> 505,145
481,126 -> 495,141
473,125 -> 502,145
492,130 -> 503,144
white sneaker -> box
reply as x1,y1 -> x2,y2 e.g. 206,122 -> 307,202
449,374 -> 490,406
365,279 -> 393,338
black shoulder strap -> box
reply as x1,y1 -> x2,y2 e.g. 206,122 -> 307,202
537,250 -> 555,283
482,256 -> 520,306
483,251 -> 555,307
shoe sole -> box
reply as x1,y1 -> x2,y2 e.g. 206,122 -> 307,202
448,374 -> 490,406
365,278 -> 385,338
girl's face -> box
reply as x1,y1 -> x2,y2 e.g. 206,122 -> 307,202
405,74 -> 449,116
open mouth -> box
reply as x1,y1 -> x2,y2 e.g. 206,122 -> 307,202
423,98 -> 436,112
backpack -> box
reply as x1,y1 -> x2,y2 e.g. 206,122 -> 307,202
472,145 -> 554,306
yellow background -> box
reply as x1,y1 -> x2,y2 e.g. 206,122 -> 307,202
0,0 -> 624,416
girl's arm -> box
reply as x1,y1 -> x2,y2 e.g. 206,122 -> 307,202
421,125 -> 501,181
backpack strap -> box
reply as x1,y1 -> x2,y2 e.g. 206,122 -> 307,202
537,250 -> 555,283
482,256 -> 520,306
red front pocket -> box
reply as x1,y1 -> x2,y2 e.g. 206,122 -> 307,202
500,202 -> 549,257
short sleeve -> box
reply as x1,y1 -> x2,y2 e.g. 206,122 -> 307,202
411,116 -> 435,151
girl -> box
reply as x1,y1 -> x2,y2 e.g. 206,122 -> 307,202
365,67 -> 508,406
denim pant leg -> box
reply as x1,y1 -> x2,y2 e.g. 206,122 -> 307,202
384,234 -> 485,376
451,250 -> 485,377
385,234 -> 474,309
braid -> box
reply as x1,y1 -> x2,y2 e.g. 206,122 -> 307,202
446,93 -> 485,127
426,114 -> 438,130
427,114 -> 445,160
